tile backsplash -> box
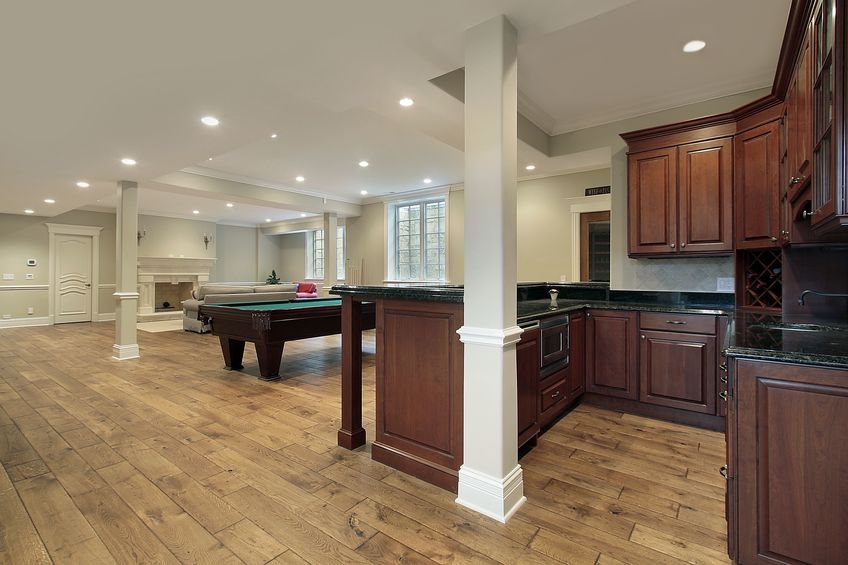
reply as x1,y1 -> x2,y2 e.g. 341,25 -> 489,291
618,256 -> 735,293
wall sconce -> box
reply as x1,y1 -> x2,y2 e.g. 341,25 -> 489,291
137,228 -> 147,246
201,233 -> 214,250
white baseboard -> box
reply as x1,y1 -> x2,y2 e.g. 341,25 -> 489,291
456,464 -> 526,523
0,316 -> 50,329
96,313 -> 116,322
112,343 -> 140,360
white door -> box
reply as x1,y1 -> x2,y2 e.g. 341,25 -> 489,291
54,234 -> 93,323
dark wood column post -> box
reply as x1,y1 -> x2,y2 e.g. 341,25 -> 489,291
338,295 -> 365,449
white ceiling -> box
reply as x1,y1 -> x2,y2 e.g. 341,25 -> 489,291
0,0 -> 791,225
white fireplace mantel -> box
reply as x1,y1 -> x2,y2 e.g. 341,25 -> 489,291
137,256 -> 216,319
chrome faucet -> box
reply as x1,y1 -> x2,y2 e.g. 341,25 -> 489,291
798,289 -> 848,306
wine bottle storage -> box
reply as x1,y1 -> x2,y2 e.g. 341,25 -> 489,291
737,249 -> 783,312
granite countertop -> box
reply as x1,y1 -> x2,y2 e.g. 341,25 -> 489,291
724,311 -> 848,369
331,284 -> 464,302
516,298 -> 731,321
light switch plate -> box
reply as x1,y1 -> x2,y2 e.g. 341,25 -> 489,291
2,273 -> 14,281
717,277 -> 735,292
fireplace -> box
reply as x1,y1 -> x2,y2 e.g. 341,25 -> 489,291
137,257 -> 216,321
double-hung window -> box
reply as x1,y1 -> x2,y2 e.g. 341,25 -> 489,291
388,197 -> 446,281
306,226 -> 345,280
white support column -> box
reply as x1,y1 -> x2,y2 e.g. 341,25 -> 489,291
456,15 -> 524,523
113,180 -> 140,360
323,213 -> 338,296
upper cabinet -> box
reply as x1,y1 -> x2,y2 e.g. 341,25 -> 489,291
624,130 -> 734,257
735,120 -> 782,249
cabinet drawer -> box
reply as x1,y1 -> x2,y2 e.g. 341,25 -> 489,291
540,378 -> 567,413
639,312 -> 716,334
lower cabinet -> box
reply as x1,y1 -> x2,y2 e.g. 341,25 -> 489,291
639,330 -> 716,414
516,326 -> 540,448
727,359 -> 848,564
586,310 -> 639,400
567,311 -> 585,398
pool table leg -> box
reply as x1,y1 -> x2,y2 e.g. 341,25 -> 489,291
255,340 -> 284,381
219,337 -> 245,371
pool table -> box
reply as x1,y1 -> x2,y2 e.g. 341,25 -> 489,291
198,297 -> 376,380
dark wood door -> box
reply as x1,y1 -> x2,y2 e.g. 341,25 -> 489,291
585,310 -> 638,400
735,120 -> 781,249
628,147 -> 678,255
734,359 -> 848,564
639,330 -> 716,414
677,138 -> 734,254
516,326 -> 540,448
567,312 -> 585,399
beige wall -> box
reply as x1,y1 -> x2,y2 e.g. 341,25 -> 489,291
0,210 -> 116,321
215,224 -> 258,282
277,232 -> 307,282
258,231 -> 285,282
550,88 -> 770,291
137,214 -> 217,260
346,202 -> 387,285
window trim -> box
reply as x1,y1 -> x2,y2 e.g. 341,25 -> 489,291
386,194 -> 449,283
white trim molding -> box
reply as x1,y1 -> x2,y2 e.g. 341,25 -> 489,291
0,316 -> 50,329
456,325 -> 524,348
456,464 -> 526,523
0,285 -> 49,291
46,223 -> 104,325
113,292 -> 140,300
96,313 -> 116,322
567,194 -> 612,283
111,343 -> 140,361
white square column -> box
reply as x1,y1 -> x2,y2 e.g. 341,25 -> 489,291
113,180 -> 140,360
456,15 -> 525,522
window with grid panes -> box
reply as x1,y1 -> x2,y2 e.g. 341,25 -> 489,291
307,229 -> 324,279
390,198 -> 446,281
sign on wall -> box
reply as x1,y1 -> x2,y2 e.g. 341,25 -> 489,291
584,185 -> 611,196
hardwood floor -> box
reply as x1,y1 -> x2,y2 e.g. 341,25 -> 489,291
0,322 -> 729,564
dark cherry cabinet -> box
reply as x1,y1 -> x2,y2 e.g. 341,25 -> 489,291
639,330 -> 716,414
727,358 -> 848,564
516,326 -> 540,449
567,311 -> 585,399
735,120 -> 782,249
627,138 -> 733,256
585,310 -> 638,400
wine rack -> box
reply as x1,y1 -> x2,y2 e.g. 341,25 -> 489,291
737,249 -> 783,312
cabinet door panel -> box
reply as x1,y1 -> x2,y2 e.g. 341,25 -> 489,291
735,121 -> 781,249
628,147 -> 678,255
516,327 -> 539,447
568,312 -> 585,398
586,310 -> 638,400
678,138 -> 733,253
639,330 -> 716,414
735,360 -> 848,564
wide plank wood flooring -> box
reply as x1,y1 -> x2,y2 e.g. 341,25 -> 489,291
0,322 -> 729,564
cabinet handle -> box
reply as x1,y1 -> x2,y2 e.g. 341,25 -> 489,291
719,391 -> 728,401
665,320 -> 687,325
789,176 -> 804,186
719,465 -> 730,480
802,210 -> 818,219
670,243 -> 676,248
720,375 -> 728,384
770,236 -> 778,242
551,391 -> 561,399
719,363 -> 727,372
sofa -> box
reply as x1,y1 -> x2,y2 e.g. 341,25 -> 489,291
182,281 -> 320,333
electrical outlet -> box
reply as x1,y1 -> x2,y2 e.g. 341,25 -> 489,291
27,307 -> 34,315
25,273 -> 34,280
717,277 -> 735,292
2,273 -> 14,280
559,274 -> 567,283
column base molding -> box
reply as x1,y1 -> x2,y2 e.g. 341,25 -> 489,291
112,343 -> 140,361
456,463 -> 526,523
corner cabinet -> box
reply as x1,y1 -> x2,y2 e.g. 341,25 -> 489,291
585,310 -> 638,399
626,136 -> 734,257
726,358 -> 848,563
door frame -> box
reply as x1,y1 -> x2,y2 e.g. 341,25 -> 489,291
568,194 -> 611,282
46,223 -> 103,325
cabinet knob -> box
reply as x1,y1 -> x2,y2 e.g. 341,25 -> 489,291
640,334 -> 646,340
770,236 -> 778,242
802,210 -> 818,219
789,176 -> 804,186
680,242 -> 686,248
670,243 -> 676,248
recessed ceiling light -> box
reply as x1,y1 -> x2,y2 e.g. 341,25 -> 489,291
24,209 -> 34,214
358,160 -> 369,168
270,133 -> 278,139
192,210 -> 200,215
44,198 -> 55,204
208,157 -> 214,161
360,190 -> 368,195
76,181 -> 90,188
226,202 -> 234,208
525,164 -> 536,171
423,178 -> 432,184
121,157 -> 136,166
300,213 -> 307,217
399,97 -> 414,107
201,116 -> 220,126
295,175 -> 305,182
265,218 -> 272,222
683,40 -> 706,53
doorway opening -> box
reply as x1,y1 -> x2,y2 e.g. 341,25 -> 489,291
580,211 -> 610,282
